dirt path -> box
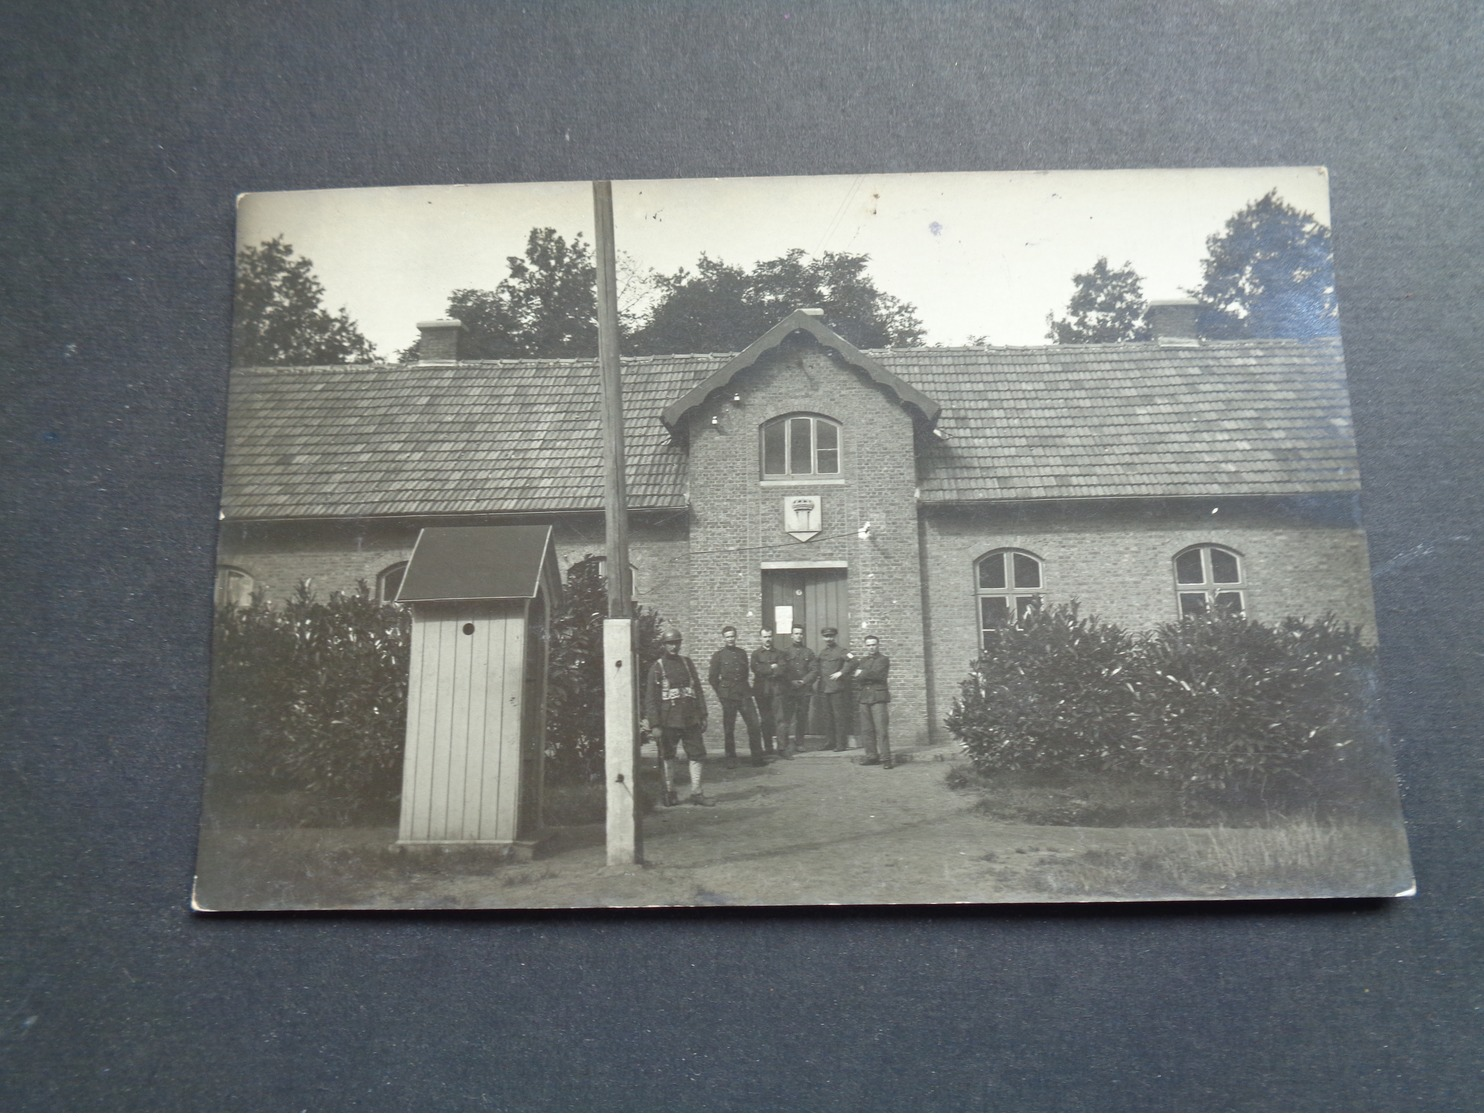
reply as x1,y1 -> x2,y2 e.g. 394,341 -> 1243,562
196,740 -> 1410,909
370,743 -> 1096,909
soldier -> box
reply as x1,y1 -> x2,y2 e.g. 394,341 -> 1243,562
815,626 -> 855,752
852,633 -> 893,769
708,625 -> 764,768
641,627 -> 714,806
751,626 -> 790,758
782,623 -> 819,755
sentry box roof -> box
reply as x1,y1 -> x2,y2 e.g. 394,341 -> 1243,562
397,525 -> 559,604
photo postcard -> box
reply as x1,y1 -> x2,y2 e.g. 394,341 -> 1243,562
194,167 -> 1413,910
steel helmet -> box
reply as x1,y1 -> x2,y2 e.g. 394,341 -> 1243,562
659,627 -> 684,645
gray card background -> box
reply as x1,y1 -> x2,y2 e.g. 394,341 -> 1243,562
4,2 -> 1480,1109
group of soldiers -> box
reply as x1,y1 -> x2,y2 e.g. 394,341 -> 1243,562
640,623 -> 893,807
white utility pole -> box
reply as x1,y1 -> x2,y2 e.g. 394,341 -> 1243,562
593,180 -> 641,866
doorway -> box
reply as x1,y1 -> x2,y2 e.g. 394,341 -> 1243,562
762,567 -> 849,648
762,567 -> 850,739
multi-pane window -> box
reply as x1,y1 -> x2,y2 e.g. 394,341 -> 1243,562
977,550 -> 1043,642
377,561 -> 408,604
214,566 -> 254,609
761,415 -> 841,478
1174,544 -> 1245,617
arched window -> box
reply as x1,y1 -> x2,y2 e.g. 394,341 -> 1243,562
1174,544 -> 1245,617
214,566 -> 255,609
377,561 -> 408,604
976,549 -> 1043,642
761,414 -> 841,479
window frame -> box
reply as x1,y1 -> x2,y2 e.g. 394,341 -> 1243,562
759,413 -> 842,480
214,565 -> 255,609
377,561 -> 409,604
1173,544 -> 1246,618
975,548 -> 1044,644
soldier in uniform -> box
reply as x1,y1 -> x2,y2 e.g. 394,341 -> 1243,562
751,626 -> 789,758
815,626 -> 855,752
641,627 -> 714,806
851,633 -> 893,769
708,625 -> 764,768
782,623 -> 819,755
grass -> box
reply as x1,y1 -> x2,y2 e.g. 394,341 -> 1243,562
949,763 -> 1238,828
945,760 -> 1412,898
195,762 -> 673,909
987,820 -> 1413,900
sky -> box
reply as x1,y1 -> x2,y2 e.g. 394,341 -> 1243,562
235,166 -> 1333,357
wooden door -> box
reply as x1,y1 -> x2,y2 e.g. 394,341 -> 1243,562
762,568 -> 848,647
762,568 -> 849,732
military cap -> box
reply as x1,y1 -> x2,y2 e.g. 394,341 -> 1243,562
821,626 -> 838,637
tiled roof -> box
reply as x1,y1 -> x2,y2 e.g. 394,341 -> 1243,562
222,354 -> 723,519
221,338 -> 1357,520
884,338 -> 1358,502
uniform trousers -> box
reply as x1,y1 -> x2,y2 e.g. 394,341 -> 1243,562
857,701 -> 891,762
719,696 -> 763,759
757,691 -> 788,750
783,689 -> 812,750
820,690 -> 853,750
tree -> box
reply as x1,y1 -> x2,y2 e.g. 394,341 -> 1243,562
628,248 -> 924,354
1192,190 -> 1338,339
232,237 -> 377,366
543,556 -> 664,784
1045,257 -> 1151,343
403,228 -> 597,361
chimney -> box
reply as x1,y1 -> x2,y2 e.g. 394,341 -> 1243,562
1148,300 -> 1201,345
417,318 -> 462,363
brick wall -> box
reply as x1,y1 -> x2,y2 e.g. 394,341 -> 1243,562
918,498 -> 1380,745
215,513 -> 693,616
677,338 -> 933,746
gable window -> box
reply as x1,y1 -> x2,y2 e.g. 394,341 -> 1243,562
1174,544 -> 1245,617
214,566 -> 255,609
377,561 -> 408,604
761,414 -> 840,479
977,549 -> 1043,642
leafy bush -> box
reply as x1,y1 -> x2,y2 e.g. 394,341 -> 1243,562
1131,613 -> 1378,800
208,558 -> 667,827
944,602 -> 1137,773
543,556 -> 664,785
208,580 -> 409,823
946,606 -> 1379,809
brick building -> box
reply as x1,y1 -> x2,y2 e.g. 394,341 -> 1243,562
215,305 -> 1373,748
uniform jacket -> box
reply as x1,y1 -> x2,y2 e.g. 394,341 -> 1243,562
783,642 -> 819,690
644,653 -> 708,728
751,644 -> 789,695
708,645 -> 753,700
816,643 -> 855,695
852,652 -> 891,704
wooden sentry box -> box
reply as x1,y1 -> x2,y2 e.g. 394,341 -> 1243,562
394,525 -> 561,853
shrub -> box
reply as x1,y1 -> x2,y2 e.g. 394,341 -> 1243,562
944,602 -> 1138,773
1131,613 -> 1378,803
208,558 -> 666,826
945,605 -> 1380,811
208,580 -> 409,822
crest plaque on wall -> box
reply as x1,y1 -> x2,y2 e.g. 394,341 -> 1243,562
785,495 -> 822,542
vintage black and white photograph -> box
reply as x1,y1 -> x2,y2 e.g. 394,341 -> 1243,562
194,167 -> 1412,910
